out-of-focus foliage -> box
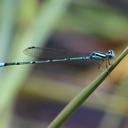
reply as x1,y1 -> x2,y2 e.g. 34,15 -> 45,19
0,0 -> 128,128
58,0 -> 128,40
0,0 -> 71,128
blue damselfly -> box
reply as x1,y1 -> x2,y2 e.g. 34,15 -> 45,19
0,46 -> 115,67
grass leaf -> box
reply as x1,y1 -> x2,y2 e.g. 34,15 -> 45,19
48,46 -> 128,128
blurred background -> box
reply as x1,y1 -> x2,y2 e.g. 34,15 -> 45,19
0,0 -> 128,128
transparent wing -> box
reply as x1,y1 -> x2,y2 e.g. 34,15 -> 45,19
23,46 -> 91,60
23,46 -> 42,58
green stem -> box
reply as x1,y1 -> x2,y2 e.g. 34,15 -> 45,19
48,47 -> 128,128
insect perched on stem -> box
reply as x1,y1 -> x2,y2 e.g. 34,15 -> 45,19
0,46 -> 115,67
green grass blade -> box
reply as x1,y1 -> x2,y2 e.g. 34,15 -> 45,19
0,0 -> 18,60
48,46 -> 128,128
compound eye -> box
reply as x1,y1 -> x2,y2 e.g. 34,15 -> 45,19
108,50 -> 112,54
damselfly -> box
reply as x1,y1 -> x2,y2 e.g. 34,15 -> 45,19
0,46 -> 115,67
